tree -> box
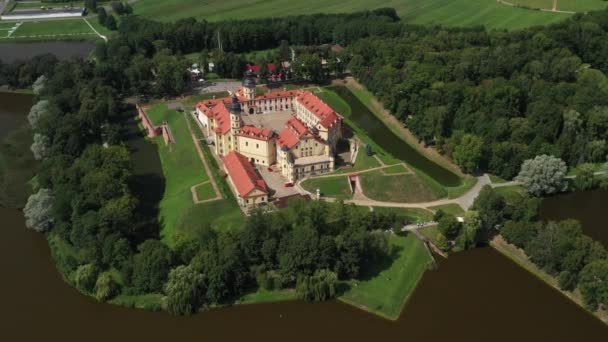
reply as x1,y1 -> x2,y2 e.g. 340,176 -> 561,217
452,134 -> 484,173
454,210 -> 482,251
111,1 -> 125,15
97,7 -> 107,25
95,273 -> 120,301
573,164 -> 597,190
30,133 -> 50,161
437,215 -> 462,241
132,240 -> 173,293
23,188 -> 54,232
74,264 -> 99,293
472,185 -> 506,236
501,220 -> 538,249
296,269 -> 338,301
578,260 -> 608,311
165,265 -> 206,315
105,15 -> 117,31
27,100 -> 49,130
84,0 -> 98,12
515,155 -> 568,196
32,75 -> 46,95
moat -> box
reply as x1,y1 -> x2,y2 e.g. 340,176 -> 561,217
1,93 -> 606,341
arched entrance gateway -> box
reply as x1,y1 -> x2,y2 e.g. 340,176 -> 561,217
249,107 -> 255,114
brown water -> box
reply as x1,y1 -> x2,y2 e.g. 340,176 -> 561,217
0,92 -> 32,137
0,42 -> 95,63
1,95 -> 607,341
1,210 -> 606,341
540,189 -> 608,245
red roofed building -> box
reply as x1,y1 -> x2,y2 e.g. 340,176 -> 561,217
194,72 -> 344,186
223,151 -> 269,208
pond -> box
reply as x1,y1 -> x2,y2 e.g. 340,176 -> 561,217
329,86 -> 461,187
0,41 -> 95,63
540,189 -> 608,245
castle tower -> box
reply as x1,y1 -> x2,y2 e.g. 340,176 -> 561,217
242,71 -> 256,101
229,94 -> 242,131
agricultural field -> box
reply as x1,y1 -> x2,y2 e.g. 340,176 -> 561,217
0,18 -> 108,41
510,0 -> 607,12
130,0 -> 596,29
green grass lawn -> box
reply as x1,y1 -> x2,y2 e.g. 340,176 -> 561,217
237,288 -> 298,304
301,176 -> 352,200
335,151 -> 381,174
11,18 -> 95,38
360,170 -> 447,203
149,104 -> 243,244
494,185 -> 526,204
429,203 -> 465,216
195,181 -> 215,201
419,225 -> 443,245
372,207 -> 434,223
511,0 -> 607,11
489,174 -> 509,184
132,0 -> 577,29
567,162 -> 605,176
339,233 -> 433,320
381,164 -> 409,174
445,176 -> 477,199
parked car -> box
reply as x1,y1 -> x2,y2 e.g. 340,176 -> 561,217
284,183 -> 294,187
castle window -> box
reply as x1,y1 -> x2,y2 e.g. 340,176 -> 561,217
256,144 -> 259,149
246,141 -> 248,146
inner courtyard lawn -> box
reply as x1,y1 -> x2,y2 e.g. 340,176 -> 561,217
360,170 -> 447,203
147,104 -> 243,244
339,233 -> 433,320
301,176 -> 352,200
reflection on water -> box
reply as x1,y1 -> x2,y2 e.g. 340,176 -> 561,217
1,207 -> 606,342
0,42 -> 95,63
330,86 -> 461,187
541,189 -> 608,246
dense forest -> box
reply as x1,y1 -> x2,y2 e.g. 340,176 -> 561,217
348,12 -> 608,177
2,7 -> 608,314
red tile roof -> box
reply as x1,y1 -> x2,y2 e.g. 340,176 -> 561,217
212,103 -> 232,134
277,117 -> 310,149
237,125 -> 274,141
246,63 -> 276,74
296,91 -> 342,129
223,151 -> 269,197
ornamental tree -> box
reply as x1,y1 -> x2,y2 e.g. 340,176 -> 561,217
515,155 -> 568,196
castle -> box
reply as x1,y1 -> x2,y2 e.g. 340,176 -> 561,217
195,73 -> 343,208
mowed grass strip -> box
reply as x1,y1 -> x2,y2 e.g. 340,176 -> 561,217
494,185 -> 526,204
371,206 -> 434,223
11,19 -> 94,37
301,176 -> 352,199
360,170 -> 446,203
339,233 -> 433,320
133,0 -> 572,29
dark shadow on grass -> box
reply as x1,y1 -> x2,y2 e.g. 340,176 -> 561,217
356,244 -> 405,282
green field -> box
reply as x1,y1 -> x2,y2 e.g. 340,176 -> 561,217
146,104 -> 244,244
131,0 -> 586,29
195,182 -> 215,201
360,170 -> 447,203
301,176 -> 353,200
494,185 -> 526,204
428,203 -> 465,216
511,0 -> 607,12
339,233 -> 433,320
